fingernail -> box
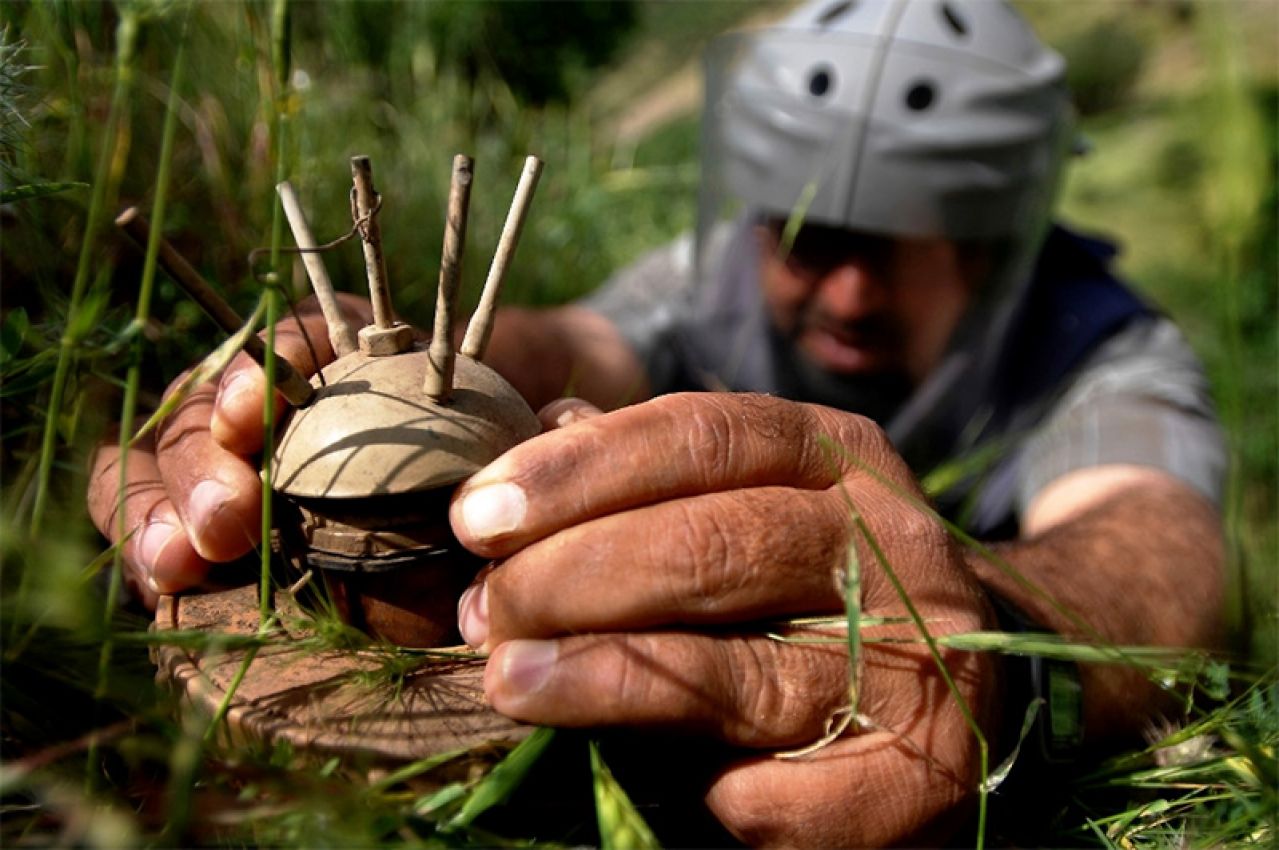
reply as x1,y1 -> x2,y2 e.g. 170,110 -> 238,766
459,482 -> 526,540
498,639 -> 557,696
187,479 -> 236,548
137,521 -> 181,572
457,584 -> 489,649
218,371 -> 256,410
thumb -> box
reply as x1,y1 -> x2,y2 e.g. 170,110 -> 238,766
212,293 -> 373,455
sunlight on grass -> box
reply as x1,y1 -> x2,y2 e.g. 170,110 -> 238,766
1,0 -> 1273,846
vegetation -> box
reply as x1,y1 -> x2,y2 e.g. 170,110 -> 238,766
1,0 -> 1274,847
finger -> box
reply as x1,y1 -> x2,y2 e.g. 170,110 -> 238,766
458,481 -> 975,654
212,292 -> 374,455
484,631 -> 849,749
460,487 -> 850,649
536,397 -> 604,431
703,636 -> 993,847
155,377 -> 265,563
704,723 -> 978,848
484,628 -> 989,757
451,393 -> 905,556
87,434 -> 211,598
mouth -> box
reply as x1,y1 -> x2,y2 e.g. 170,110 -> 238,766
797,321 -> 896,374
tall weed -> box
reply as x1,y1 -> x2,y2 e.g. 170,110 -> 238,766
1,1 -> 1273,847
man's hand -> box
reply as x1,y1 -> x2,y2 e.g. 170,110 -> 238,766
86,295 -> 373,606
450,393 -> 998,847
83,295 -> 637,607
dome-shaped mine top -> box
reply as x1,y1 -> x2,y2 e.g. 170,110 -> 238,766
273,346 -> 540,499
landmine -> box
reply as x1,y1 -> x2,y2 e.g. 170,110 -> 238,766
122,154 -> 544,765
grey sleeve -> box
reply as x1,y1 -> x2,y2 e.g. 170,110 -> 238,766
578,234 -> 698,392
1017,316 -> 1227,513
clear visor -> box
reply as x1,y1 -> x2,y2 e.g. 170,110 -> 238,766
693,31 -> 1072,456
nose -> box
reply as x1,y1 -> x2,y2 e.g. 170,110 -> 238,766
815,259 -> 888,320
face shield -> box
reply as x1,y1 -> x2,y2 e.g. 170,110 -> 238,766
691,0 -> 1074,466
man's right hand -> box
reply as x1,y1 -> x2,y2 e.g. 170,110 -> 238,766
86,294 -> 374,608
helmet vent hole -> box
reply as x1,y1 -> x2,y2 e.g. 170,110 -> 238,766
905,81 -> 936,111
817,0 -> 856,27
808,67 -> 835,97
940,2 -> 969,37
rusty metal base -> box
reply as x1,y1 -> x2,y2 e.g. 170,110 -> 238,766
152,584 -> 529,768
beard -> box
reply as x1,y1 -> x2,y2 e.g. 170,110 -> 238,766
768,322 -> 914,426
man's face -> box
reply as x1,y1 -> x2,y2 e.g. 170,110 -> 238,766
756,221 -> 981,386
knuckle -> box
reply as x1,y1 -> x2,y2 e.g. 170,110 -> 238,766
849,411 -> 891,448
722,640 -> 786,744
687,393 -> 807,474
668,500 -> 740,613
606,633 -> 659,713
891,501 -> 946,544
681,397 -> 738,484
812,405 -> 898,474
731,640 -> 847,746
736,393 -> 804,441
779,643 -> 847,730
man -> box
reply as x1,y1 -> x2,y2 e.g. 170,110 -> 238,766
89,0 -> 1226,845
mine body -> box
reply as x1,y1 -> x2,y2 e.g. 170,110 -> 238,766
272,345 -> 540,646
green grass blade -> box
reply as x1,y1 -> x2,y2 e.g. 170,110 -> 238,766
841,532 -> 863,719
203,644 -> 261,746
918,435 -> 1012,503
590,740 -> 661,850
415,782 -> 469,819
981,698 -> 1042,793
130,297 -> 266,446
821,437 -> 1149,676
443,726 -> 555,831
1085,817 -> 1119,849
0,181 -> 88,203
30,8 -> 138,538
258,0 -> 292,631
775,179 -> 819,262
20,6 -> 139,649
936,631 -> 1232,698
367,748 -> 470,794
0,307 -> 30,365
1197,0 -> 1274,669
828,472 -> 990,849
98,7 -> 189,711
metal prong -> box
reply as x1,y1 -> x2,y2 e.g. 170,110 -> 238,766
350,156 -> 413,356
460,155 -> 543,361
277,181 -> 358,358
350,156 -> 393,330
424,155 -> 475,401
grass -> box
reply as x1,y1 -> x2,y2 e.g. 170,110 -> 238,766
1,0 -> 1275,847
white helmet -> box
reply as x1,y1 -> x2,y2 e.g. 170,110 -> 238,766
691,0 -> 1077,460
703,0 -> 1073,241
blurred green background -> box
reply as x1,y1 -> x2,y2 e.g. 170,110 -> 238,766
1,0 -> 1275,845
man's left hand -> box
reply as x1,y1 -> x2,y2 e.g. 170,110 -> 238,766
451,392 -> 998,847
